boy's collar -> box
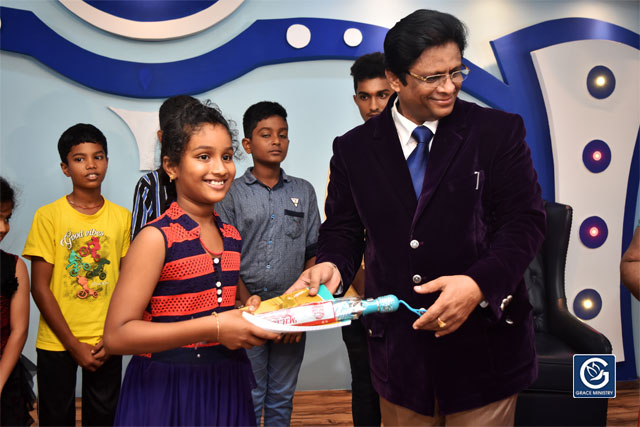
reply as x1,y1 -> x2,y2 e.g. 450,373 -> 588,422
243,167 -> 290,186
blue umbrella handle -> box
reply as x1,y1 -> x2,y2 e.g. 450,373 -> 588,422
398,300 -> 427,317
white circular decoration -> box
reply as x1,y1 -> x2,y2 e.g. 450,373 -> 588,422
343,28 -> 363,47
58,0 -> 243,40
286,24 -> 311,49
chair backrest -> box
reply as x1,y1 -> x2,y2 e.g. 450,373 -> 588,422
523,201 -> 573,333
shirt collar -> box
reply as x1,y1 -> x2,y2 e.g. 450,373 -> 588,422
391,98 -> 439,149
242,167 -> 290,187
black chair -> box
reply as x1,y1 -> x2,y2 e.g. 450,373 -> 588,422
515,201 -> 612,426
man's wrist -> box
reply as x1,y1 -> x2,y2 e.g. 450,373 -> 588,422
328,262 -> 344,295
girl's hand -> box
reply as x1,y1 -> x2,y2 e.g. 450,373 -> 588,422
244,295 -> 261,313
217,310 -> 280,350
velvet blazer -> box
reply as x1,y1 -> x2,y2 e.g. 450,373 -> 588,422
317,95 -> 546,415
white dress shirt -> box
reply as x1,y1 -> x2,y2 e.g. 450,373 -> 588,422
391,99 -> 438,159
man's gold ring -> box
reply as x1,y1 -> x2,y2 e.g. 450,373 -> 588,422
437,317 -> 447,328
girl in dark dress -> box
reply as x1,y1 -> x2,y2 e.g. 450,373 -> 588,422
0,177 -> 36,426
104,101 -> 279,426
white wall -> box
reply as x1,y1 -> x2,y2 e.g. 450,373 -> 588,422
0,0 -> 638,392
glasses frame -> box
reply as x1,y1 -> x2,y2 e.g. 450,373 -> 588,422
407,64 -> 470,87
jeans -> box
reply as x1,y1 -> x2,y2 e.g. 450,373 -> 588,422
247,334 -> 306,426
341,318 -> 381,426
36,349 -> 122,426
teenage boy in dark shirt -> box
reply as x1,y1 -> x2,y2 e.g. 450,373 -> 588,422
342,52 -> 392,427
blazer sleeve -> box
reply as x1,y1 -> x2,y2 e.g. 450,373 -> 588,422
303,182 -> 321,261
464,114 -> 546,319
316,136 -> 366,287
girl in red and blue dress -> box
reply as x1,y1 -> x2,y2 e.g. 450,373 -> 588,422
104,100 -> 279,426
0,177 -> 36,426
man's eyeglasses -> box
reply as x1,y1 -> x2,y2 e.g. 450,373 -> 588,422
407,65 -> 470,87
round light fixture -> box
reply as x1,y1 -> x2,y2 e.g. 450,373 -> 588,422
582,140 -> 611,173
579,216 -> 608,249
586,65 -> 615,99
573,289 -> 602,320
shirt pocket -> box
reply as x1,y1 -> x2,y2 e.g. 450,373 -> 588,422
444,170 -> 484,194
284,209 -> 304,239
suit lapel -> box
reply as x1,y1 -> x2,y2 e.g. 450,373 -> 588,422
370,96 -> 418,215
412,100 -> 471,230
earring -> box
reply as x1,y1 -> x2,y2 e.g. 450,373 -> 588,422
169,175 -> 174,183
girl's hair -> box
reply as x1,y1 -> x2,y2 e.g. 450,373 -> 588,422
0,176 -> 16,207
160,100 -> 238,212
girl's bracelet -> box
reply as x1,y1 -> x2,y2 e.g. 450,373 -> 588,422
211,311 -> 220,342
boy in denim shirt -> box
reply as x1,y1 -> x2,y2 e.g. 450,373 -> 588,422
217,101 -> 320,426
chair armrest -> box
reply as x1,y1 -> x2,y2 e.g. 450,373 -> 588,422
548,299 -> 612,354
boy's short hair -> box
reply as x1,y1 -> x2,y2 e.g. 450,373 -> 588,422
243,101 -> 287,138
159,95 -> 198,132
350,52 -> 386,93
58,123 -> 108,164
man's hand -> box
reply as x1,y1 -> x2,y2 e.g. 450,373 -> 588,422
412,275 -> 484,337
285,262 -> 342,296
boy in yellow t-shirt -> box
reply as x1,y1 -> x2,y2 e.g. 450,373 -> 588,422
23,123 -> 131,426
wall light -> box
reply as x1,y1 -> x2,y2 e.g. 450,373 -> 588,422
582,140 -> 611,173
573,289 -> 602,320
586,65 -> 615,99
579,216 -> 608,249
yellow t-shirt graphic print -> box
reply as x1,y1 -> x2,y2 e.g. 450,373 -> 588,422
65,235 -> 109,297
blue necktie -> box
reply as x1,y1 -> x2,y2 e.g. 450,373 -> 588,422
407,126 -> 433,197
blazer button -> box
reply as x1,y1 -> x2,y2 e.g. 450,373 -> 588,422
412,274 -> 422,284
500,295 -> 512,311
368,329 -> 373,337
410,239 -> 419,249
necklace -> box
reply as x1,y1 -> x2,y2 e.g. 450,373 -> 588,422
66,195 -> 104,210
201,241 -> 222,257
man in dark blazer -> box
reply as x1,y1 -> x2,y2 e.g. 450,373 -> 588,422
290,9 -> 546,425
